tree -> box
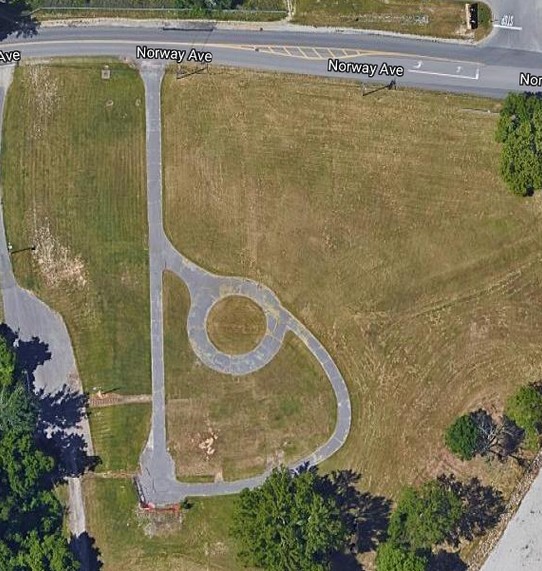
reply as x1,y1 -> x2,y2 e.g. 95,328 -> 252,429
14,530 -> 80,571
388,480 -> 464,551
496,92 -> 542,195
506,384 -> 542,449
231,466 -> 348,570
0,335 -> 81,570
0,0 -> 39,41
445,409 -> 524,464
445,414 -> 484,460
375,542 -> 428,571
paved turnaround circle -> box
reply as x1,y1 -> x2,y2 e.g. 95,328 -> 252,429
137,63 -> 351,505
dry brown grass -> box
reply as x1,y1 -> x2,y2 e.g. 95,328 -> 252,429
162,68 -> 542,498
163,271 -> 336,481
207,295 -> 267,354
293,0 -> 492,40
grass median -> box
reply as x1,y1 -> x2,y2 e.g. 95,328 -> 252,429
1,60 -> 150,396
84,477 -> 246,570
293,0 -> 492,39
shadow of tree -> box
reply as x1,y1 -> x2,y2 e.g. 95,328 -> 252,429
34,384 -> 100,479
0,0 -> 39,41
316,468 -> 391,568
70,532 -> 103,571
0,323 -> 51,389
38,429 -> 101,479
330,551 -> 364,571
0,324 -> 100,479
427,550 -> 467,571
437,474 -> 505,547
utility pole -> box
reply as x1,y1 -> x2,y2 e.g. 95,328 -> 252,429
362,80 -> 397,97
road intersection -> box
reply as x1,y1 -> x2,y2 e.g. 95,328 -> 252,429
1,11 -> 542,568
0,24 -> 541,97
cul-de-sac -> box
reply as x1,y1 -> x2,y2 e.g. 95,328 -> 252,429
1,1 -> 542,570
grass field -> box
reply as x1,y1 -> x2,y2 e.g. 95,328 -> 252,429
293,0 -> 492,39
89,404 -> 152,473
1,61 -> 150,396
207,295 -> 267,354
84,477 -> 251,571
164,271 -> 336,481
162,68 -> 542,499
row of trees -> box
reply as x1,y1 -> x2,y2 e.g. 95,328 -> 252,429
228,381 -> 542,570
0,327 -> 103,570
0,337 -> 82,569
445,382 -> 542,462
376,474 -> 503,570
230,464 -> 504,570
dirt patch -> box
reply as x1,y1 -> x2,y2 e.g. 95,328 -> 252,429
33,222 -> 87,289
25,65 -> 59,139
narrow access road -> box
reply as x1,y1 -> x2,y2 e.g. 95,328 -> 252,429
137,63 -> 351,506
0,64 -> 93,541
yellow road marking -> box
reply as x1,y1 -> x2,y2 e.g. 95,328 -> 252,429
0,38 -> 483,66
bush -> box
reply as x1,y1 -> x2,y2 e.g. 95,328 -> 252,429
506,384 -> 542,449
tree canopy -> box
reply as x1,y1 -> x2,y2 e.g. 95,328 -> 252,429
388,480 -> 464,551
496,93 -> 542,196
444,414 -> 483,461
0,336 -> 80,570
375,542 -> 428,571
445,409 -> 524,464
506,384 -> 542,449
231,466 -> 348,570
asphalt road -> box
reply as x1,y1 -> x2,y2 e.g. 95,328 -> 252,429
138,63 -> 351,505
0,66 -> 92,540
1,25 -> 542,97
484,0 -> 542,53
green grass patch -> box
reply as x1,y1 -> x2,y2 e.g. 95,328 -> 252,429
89,404 -> 152,473
1,60 -> 150,395
85,477 -> 247,570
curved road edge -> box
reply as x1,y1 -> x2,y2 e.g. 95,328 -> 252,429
0,64 -> 93,539
137,62 -> 352,505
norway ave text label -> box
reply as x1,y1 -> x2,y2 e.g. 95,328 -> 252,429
327,59 -> 404,77
0,50 -> 21,64
136,45 -> 213,64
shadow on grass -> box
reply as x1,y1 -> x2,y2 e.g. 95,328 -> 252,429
427,550 -> 467,571
438,473 -> 505,547
317,468 -> 392,569
0,0 -> 39,40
